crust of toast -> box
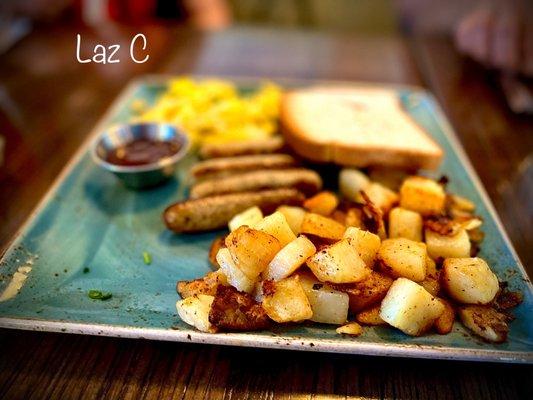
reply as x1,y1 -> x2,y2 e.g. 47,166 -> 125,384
280,89 -> 443,170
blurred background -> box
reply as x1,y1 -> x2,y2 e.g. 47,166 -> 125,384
0,0 -> 531,267
0,0 -> 532,74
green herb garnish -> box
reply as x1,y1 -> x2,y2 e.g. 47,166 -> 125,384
143,251 -> 152,265
83,267 -> 90,274
88,290 -> 112,301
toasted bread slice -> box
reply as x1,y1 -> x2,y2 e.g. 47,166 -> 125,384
280,86 -> 443,170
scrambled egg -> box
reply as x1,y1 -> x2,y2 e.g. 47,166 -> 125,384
134,77 -> 282,146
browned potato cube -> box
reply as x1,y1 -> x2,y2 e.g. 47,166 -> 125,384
228,206 -> 263,232
345,208 -> 364,228
331,271 -> 393,312
368,168 -> 408,191
208,235 -> 226,268
177,270 -> 228,299
276,206 -> 306,235
176,294 -> 217,333
306,239 -> 371,283
449,194 -> 475,212
225,226 -> 282,279
434,298 -> 455,334
378,238 -> 428,282
343,227 -> 381,267
441,257 -> 499,304
208,285 -> 270,331
388,207 -> 423,242
420,276 -> 440,297
399,176 -> 445,216
364,182 -> 399,213
296,273 -> 349,325
255,211 -> 297,247
303,191 -> 339,216
300,213 -> 346,241
420,256 -> 440,296
263,235 -> 317,281
261,276 -> 313,323
216,248 -> 256,293
380,278 -> 445,336
425,229 -> 471,259
356,305 -> 387,326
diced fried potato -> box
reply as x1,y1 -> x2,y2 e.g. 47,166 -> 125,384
368,168 -> 408,191
303,191 -> 339,216
299,281 -> 349,325
426,256 -> 438,276
380,278 -> 445,336
458,305 -> 509,343
420,256 -> 440,296
208,285 -> 270,331
277,205 -> 306,235
425,228 -> 471,259
399,176 -> 446,216
261,276 -> 313,323
336,322 -> 363,336
208,235 -> 226,268
343,227 -> 381,267
300,213 -> 346,241
331,209 -> 347,224
364,182 -> 399,213
177,270 -> 228,299
306,239 -> 371,283
356,305 -> 386,326
225,226 -> 281,279
449,194 -> 476,212
378,238 -> 427,282
216,248 -> 256,293
467,228 -> 484,244
460,218 -> 483,231
420,275 -> 440,297
441,257 -> 499,304
345,208 -> 364,228
434,298 -> 455,334
228,206 -> 263,231
263,236 -> 316,281
339,168 -> 370,202
331,271 -> 393,312
176,294 -> 216,333
388,207 -> 423,242
255,211 -> 297,247
293,268 -> 329,290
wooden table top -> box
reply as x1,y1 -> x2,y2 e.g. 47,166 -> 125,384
0,23 -> 532,400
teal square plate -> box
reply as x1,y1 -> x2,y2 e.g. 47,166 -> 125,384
1,76 -> 531,363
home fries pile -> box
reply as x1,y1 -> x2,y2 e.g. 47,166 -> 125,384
175,166 -> 522,343
157,79 -> 522,343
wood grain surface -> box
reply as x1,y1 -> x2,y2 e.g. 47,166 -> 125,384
0,24 -> 531,400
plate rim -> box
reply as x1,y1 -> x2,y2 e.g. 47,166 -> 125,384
1,75 -> 531,364
0,317 -> 531,364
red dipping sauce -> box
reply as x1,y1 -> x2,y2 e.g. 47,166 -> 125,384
105,138 -> 182,167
